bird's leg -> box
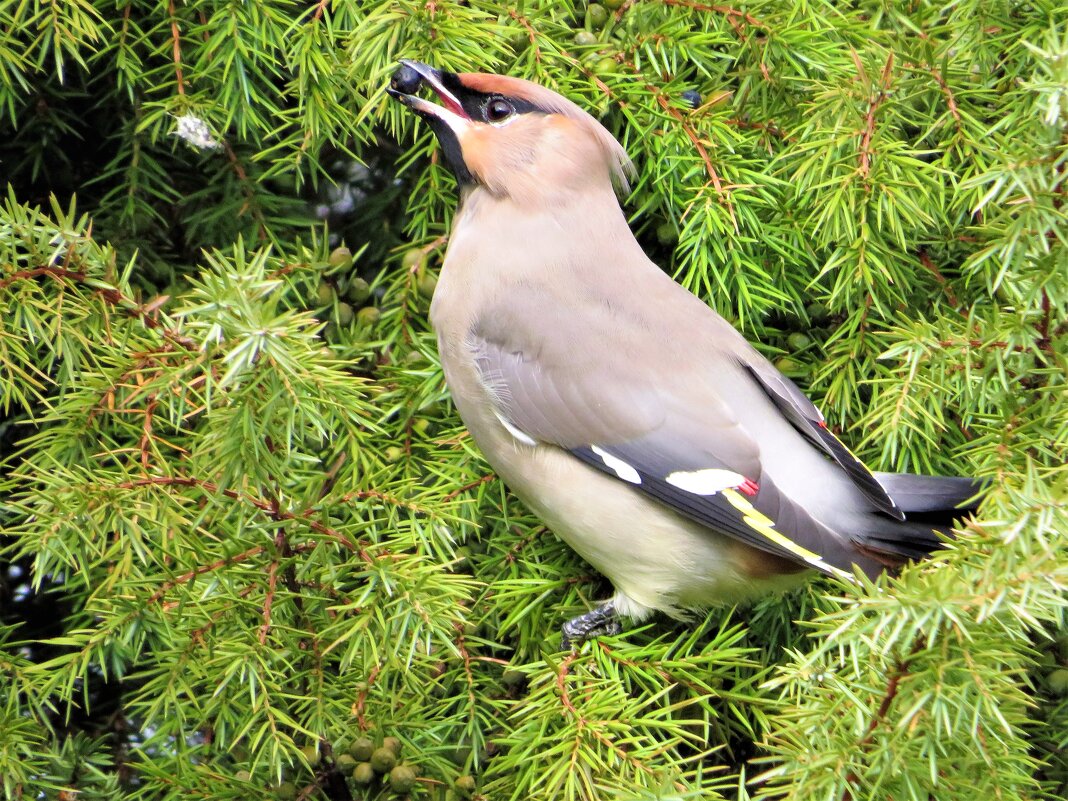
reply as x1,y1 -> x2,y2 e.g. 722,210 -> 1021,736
561,602 -> 622,649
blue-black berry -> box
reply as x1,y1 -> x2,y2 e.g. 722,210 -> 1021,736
391,64 -> 423,95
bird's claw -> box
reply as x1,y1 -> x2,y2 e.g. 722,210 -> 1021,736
560,603 -> 621,649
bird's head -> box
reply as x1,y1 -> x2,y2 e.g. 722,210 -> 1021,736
388,61 -> 631,203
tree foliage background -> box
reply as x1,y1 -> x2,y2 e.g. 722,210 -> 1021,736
1,1 -> 1066,800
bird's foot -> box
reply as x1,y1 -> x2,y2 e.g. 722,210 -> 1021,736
561,603 -> 621,650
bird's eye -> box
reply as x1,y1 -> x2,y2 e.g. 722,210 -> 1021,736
485,98 -> 514,122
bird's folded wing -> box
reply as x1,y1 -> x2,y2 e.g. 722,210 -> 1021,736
739,362 -> 904,520
469,310 -> 861,579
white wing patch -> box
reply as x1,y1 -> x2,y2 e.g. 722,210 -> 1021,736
665,468 -> 746,495
494,411 -> 538,447
591,445 -> 641,484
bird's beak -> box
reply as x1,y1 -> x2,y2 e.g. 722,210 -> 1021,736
387,60 -> 471,130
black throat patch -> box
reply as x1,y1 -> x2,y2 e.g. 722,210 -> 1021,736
423,115 -> 475,187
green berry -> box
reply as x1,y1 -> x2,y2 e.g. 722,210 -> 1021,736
592,56 -> 617,78
586,3 -> 609,29
352,762 -> 376,785
345,277 -> 371,304
235,770 -> 252,782
316,280 -> 335,307
455,774 -> 477,798
774,357 -> 803,376
349,736 -> 375,761
401,248 -> 424,271
384,446 -> 405,463
276,781 -> 297,800
786,332 -> 812,351
502,668 -> 525,687
300,744 -> 320,767
574,31 -> 598,46
656,222 -> 677,245
416,272 -> 438,299
389,765 -> 417,794
382,736 -> 402,757
336,302 -> 354,326
328,246 -> 353,269
805,302 -> 830,321
336,753 -> 357,770
1047,668 -> 1068,695
370,746 -> 397,774
356,306 -> 381,326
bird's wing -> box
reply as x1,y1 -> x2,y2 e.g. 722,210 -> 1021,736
738,361 -> 904,520
468,305 -> 866,579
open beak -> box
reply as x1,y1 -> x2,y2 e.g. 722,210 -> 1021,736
387,60 -> 470,127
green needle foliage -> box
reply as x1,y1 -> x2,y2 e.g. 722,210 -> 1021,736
1,2 -> 1066,801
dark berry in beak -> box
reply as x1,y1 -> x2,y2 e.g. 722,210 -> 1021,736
391,63 -> 424,95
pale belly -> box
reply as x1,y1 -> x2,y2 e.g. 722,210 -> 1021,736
484,437 -> 808,620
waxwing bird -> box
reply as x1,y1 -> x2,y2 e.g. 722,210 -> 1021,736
388,61 -> 984,646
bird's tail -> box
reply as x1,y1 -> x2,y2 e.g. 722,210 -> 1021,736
874,472 -> 986,517
853,473 -> 987,569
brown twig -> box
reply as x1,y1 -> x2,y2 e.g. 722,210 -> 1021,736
508,10 -> 543,61
353,663 -> 381,730
114,475 -> 370,558
841,637 -> 926,800
147,544 -> 272,605
168,0 -> 186,95
937,337 -> 1011,350
453,621 -> 477,709
1,264 -> 198,351
330,484 -> 437,517
660,0 -> 767,34
443,473 -> 496,501
556,652 -> 579,717
139,394 -> 158,469
648,87 -> 738,229
918,250 -> 961,309
926,64 -> 961,124
1037,289 -> 1053,355
187,583 -> 258,646
555,651 -> 660,776
221,141 -> 269,242
858,51 -> 895,181
502,527 -> 545,565
259,557 -> 280,644
726,117 -> 787,139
